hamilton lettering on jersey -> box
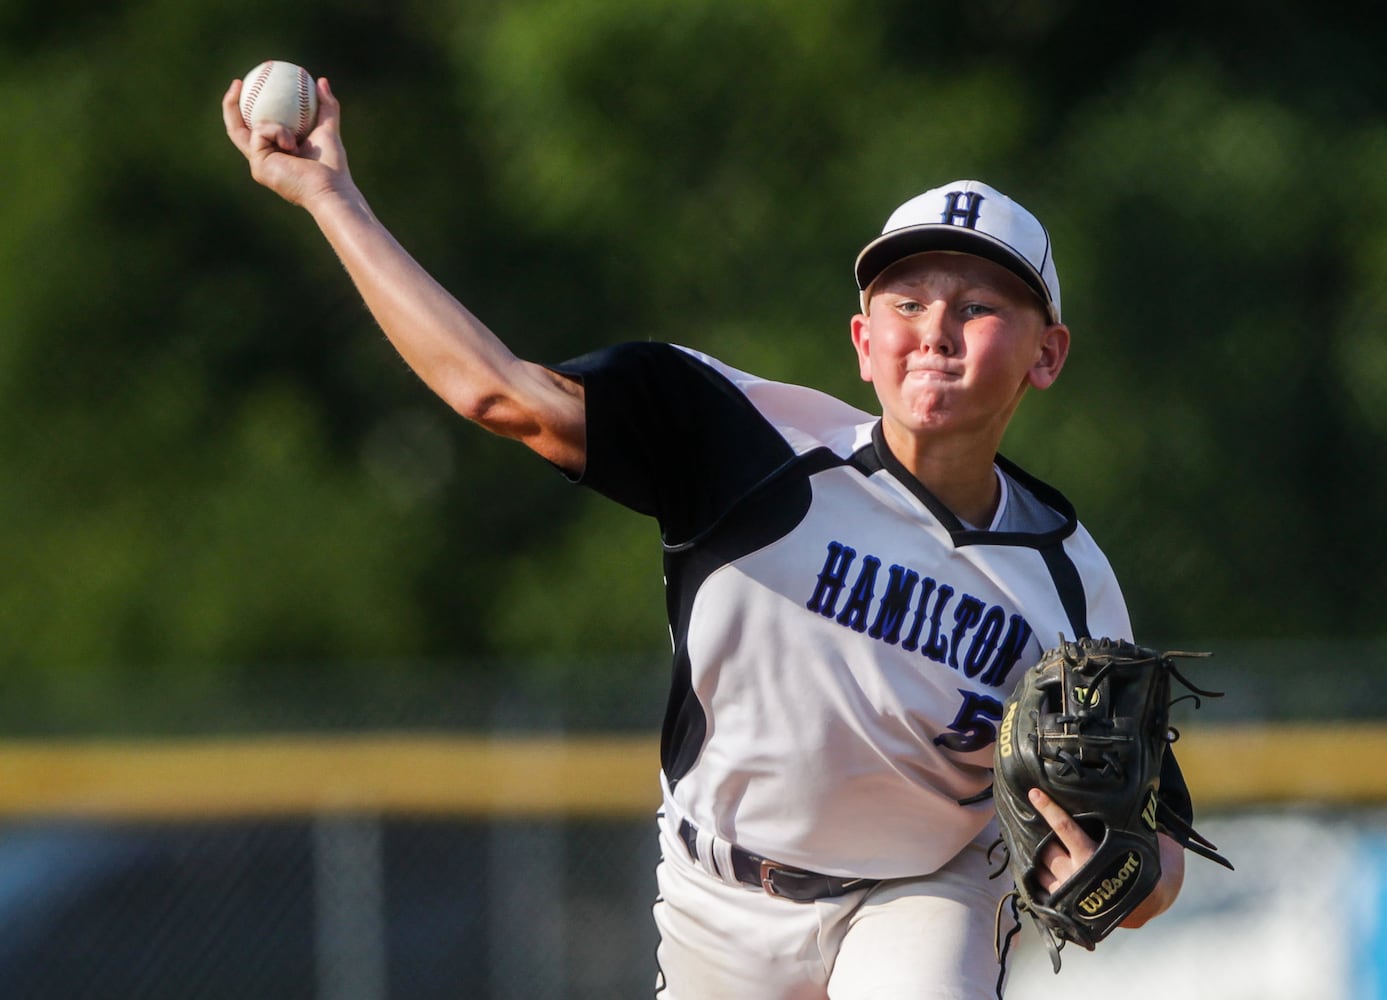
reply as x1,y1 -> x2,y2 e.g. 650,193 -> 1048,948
805,540 -> 1032,689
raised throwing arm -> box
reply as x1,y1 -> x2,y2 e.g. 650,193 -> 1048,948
222,75 -> 587,473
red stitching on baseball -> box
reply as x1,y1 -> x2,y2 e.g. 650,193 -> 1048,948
242,62 -> 274,129
295,67 -> 312,137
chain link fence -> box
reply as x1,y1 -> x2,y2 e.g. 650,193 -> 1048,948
6,804 -> 1385,999
0,813 -> 661,1000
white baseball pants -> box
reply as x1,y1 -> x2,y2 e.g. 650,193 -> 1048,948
653,824 -> 1016,999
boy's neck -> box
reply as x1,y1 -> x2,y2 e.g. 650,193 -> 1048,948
880,421 -> 1003,527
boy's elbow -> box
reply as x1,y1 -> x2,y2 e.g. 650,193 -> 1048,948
451,387 -> 505,427
438,362 -> 585,466
453,392 -> 541,443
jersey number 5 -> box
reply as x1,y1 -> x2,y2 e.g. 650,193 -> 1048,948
933,691 -> 1004,752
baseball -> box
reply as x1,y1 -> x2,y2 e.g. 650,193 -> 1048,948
239,60 -> 319,142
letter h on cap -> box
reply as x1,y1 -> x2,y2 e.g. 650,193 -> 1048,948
941,191 -> 984,229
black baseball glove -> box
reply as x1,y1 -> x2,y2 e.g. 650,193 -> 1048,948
991,637 -> 1232,971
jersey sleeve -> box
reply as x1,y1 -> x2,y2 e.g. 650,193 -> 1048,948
552,342 -> 797,543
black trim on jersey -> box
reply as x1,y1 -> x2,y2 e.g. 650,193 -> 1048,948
663,448 -> 844,555
971,454 -> 1079,547
555,343 -> 864,788
556,344 -> 817,786
856,422 -> 965,529
861,420 -> 1095,642
862,423 -> 1083,548
1039,545 -> 1090,640
661,446 -> 847,786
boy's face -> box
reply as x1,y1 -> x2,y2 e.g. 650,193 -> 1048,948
850,252 -> 1069,450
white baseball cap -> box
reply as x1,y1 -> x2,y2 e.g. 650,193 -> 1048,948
854,180 -> 1061,323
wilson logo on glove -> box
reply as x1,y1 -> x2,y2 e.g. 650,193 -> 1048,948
1141,789 -> 1159,831
1076,851 -> 1141,917
1072,685 -> 1099,707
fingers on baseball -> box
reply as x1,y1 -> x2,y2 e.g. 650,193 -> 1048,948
299,78 -> 340,147
258,122 -> 301,154
317,77 -> 338,118
223,77 -> 327,155
221,86 -> 287,156
222,81 -> 249,146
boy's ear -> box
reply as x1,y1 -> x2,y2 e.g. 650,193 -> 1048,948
1028,322 -> 1070,390
850,313 -> 874,383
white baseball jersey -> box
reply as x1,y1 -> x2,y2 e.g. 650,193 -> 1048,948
557,342 -> 1179,881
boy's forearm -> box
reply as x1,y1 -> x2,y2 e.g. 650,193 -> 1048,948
306,187 -> 519,408
303,188 -> 586,468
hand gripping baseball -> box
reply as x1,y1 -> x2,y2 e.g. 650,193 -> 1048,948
222,75 -> 352,209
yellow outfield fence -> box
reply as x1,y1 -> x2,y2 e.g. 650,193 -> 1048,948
0,721 -> 1380,820
0,734 -> 661,820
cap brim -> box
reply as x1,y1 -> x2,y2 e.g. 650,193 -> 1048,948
855,226 -> 1054,320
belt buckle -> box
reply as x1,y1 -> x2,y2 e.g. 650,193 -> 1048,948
765,859 -> 810,898
759,859 -> 786,897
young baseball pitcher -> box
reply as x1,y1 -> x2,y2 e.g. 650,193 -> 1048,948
224,73 -> 1203,998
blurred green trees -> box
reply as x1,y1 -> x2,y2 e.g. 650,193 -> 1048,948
3,0 -> 1385,725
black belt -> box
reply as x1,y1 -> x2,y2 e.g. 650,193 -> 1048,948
678,819 -> 879,902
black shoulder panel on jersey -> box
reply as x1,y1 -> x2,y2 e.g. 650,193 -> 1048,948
553,343 -> 798,544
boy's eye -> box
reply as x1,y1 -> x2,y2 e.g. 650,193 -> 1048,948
895,300 -> 924,314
